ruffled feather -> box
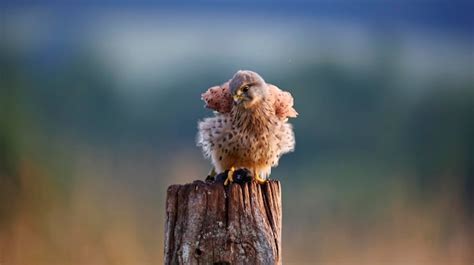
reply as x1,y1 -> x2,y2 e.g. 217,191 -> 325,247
201,81 -> 232,113
201,82 -> 297,120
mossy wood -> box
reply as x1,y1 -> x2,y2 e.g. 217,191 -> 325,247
164,180 -> 282,265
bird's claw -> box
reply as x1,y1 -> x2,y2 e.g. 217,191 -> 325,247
224,167 -> 235,185
254,173 -> 267,184
218,167 -> 265,185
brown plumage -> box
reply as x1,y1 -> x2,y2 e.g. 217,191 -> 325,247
197,70 -> 297,180
201,81 -> 298,120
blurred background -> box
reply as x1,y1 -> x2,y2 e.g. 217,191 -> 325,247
1,1 -> 473,264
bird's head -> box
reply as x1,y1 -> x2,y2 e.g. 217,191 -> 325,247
229,70 -> 269,109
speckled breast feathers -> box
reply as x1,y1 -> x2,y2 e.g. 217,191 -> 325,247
197,70 -> 297,178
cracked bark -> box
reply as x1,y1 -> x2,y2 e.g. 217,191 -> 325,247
164,180 -> 282,265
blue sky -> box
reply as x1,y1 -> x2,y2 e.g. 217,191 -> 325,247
2,0 -> 473,32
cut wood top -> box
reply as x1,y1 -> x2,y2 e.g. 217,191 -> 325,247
164,180 -> 282,265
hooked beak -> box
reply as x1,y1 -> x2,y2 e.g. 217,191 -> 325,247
233,94 -> 243,104
233,90 -> 244,104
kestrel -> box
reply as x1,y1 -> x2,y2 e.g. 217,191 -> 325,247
197,70 -> 297,184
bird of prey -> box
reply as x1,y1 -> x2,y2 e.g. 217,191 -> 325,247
197,70 -> 297,184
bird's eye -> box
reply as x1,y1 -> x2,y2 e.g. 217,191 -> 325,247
242,85 -> 250,92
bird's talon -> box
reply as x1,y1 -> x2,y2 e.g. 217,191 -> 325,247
254,173 -> 267,184
224,167 -> 235,185
256,179 -> 267,184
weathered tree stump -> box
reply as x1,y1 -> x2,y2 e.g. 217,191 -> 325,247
164,180 -> 282,265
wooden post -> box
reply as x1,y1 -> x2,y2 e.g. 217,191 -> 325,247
164,180 -> 282,265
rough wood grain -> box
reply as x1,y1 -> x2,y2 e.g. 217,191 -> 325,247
164,180 -> 282,265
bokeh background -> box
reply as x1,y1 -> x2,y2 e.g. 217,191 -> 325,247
1,1 -> 473,264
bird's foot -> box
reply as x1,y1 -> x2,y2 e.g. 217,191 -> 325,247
224,167 -> 235,186
213,168 -> 255,185
254,173 -> 267,184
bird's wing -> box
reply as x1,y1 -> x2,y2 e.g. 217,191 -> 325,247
201,81 -> 233,113
268,84 -> 298,120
